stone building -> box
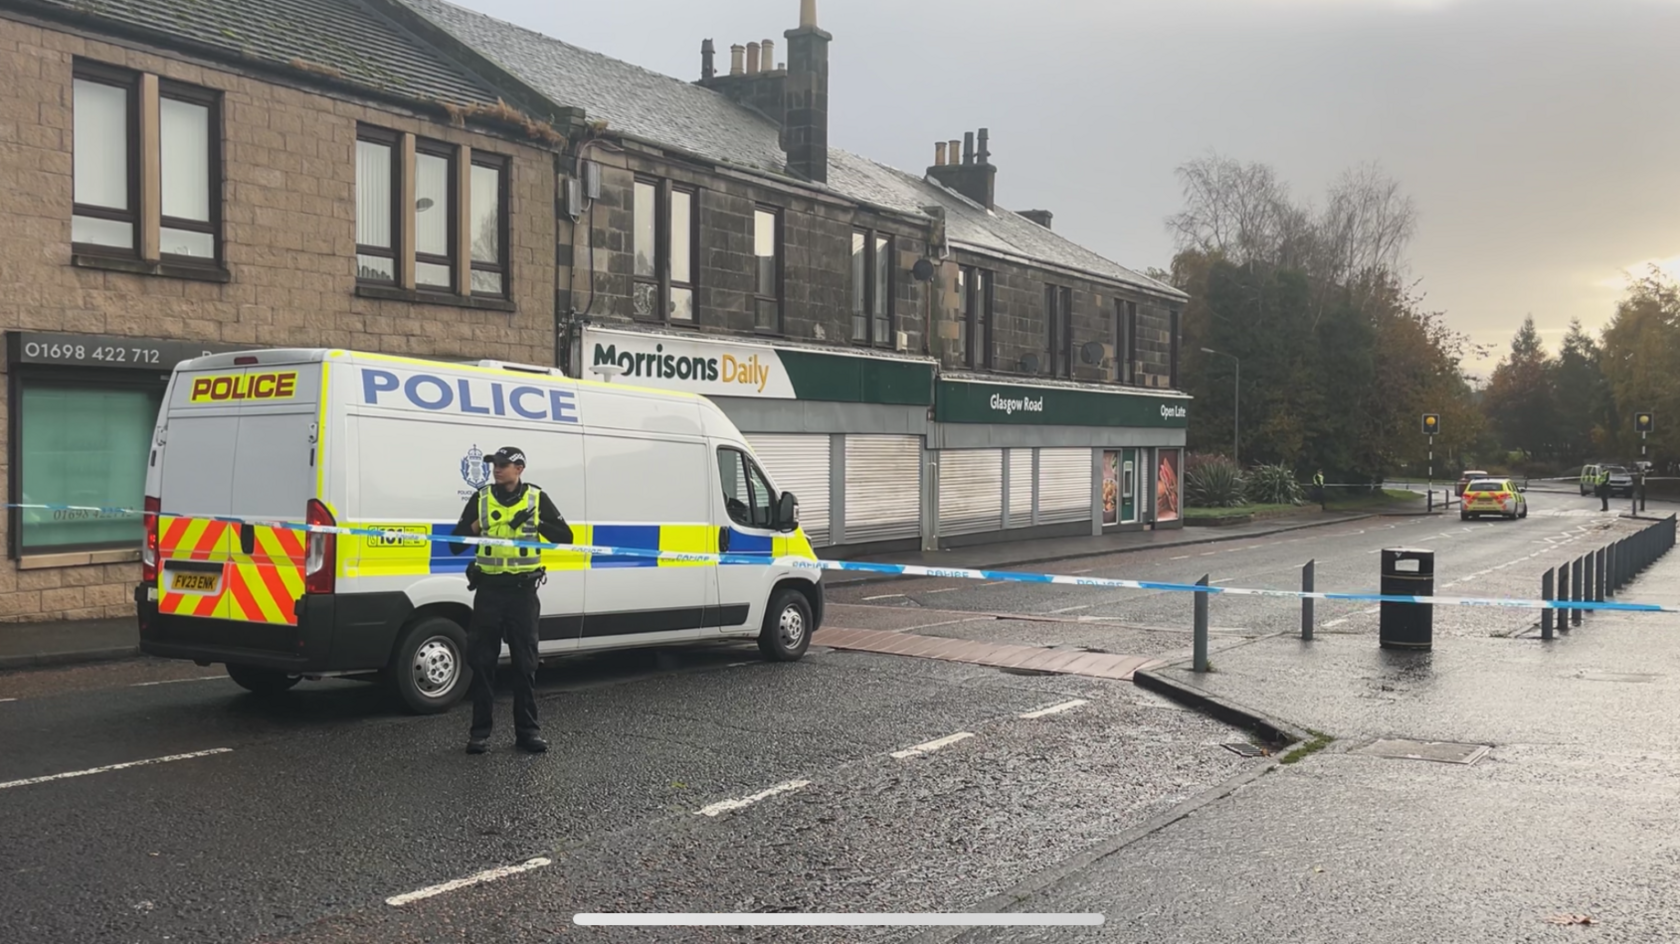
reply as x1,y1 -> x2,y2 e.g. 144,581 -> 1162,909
387,0 -> 1193,556
0,0 -> 562,623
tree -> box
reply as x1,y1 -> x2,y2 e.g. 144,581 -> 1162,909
1551,319 -> 1609,466
1598,267 -> 1680,463
1481,317 -> 1558,461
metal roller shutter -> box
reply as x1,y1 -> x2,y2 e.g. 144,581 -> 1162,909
937,449 -> 1003,536
844,435 -> 922,544
1007,448 -> 1033,527
746,434 -> 831,547
1038,448 -> 1093,524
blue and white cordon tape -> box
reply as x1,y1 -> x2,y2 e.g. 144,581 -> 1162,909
10,503 -> 1677,614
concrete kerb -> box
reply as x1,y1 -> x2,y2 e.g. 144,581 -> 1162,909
0,645 -> 141,672
820,512 -> 1382,589
1133,658 -> 1313,749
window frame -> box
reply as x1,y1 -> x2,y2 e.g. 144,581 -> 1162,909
717,446 -> 777,531
411,138 -> 458,294
752,204 -> 784,334
668,183 -> 699,324
850,227 -> 896,348
1046,283 -> 1073,378
155,79 -> 222,268
355,126 -> 402,286
468,151 -> 510,299
1169,306 -> 1182,389
960,264 -> 994,370
632,178 -> 701,325
1115,298 -> 1139,384
70,61 -> 141,259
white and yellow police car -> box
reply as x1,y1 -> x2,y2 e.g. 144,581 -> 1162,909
135,348 -> 823,713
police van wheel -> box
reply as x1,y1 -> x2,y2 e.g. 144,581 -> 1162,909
758,589 -> 812,662
226,664 -> 300,695
391,617 -> 469,715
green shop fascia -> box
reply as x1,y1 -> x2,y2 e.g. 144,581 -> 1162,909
928,376 -> 1191,539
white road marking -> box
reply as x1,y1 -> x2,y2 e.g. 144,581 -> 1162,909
1069,568 -> 1094,575
921,587 -> 965,595
130,676 -> 223,687
1171,555 -> 1191,560
0,748 -> 232,791
891,732 -> 974,759
385,857 -> 553,907
863,593 -> 905,601
695,779 -> 812,817
0,698 -> 16,704
1048,605 -> 1089,614
1361,606 -> 1381,614
1020,699 -> 1087,719
1323,619 -> 1349,628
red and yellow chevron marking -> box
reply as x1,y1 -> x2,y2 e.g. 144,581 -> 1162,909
224,526 -> 305,625
157,516 -> 229,619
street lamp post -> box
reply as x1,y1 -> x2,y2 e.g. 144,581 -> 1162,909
1201,347 -> 1238,466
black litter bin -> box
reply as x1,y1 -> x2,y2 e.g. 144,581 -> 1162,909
1379,548 -> 1434,651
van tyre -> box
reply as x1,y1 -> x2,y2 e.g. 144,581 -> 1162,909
226,664 -> 300,695
758,589 -> 812,662
390,616 -> 469,715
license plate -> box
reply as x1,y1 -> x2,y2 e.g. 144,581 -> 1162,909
170,572 -> 219,592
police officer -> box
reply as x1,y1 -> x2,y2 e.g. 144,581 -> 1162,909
1597,466 -> 1610,511
450,446 -> 572,755
1313,469 -> 1326,508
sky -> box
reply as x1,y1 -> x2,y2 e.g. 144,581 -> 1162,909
455,0 -> 1680,380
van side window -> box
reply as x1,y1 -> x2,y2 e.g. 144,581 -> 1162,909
717,448 -> 774,529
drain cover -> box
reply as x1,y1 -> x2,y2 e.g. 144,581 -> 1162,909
1223,742 -> 1267,758
1354,739 -> 1489,765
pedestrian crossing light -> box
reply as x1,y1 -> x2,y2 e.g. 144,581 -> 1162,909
1422,414 -> 1440,436
1636,412 -> 1653,434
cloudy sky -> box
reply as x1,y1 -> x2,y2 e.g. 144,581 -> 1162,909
457,0 -> 1680,379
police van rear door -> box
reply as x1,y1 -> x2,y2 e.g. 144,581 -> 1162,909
155,353 -> 322,625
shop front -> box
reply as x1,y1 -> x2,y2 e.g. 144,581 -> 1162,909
5,331 -> 251,570
929,376 -> 1190,547
572,325 -> 938,554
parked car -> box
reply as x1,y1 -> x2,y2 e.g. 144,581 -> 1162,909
1456,470 -> 1489,497
1579,463 -> 1635,497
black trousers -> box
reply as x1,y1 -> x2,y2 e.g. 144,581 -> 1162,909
1598,484 -> 1609,510
466,581 -> 541,739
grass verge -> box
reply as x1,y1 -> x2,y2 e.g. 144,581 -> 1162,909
1278,730 -> 1334,765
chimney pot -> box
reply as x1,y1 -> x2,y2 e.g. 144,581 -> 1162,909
963,131 -> 974,165
762,39 -> 775,69
701,39 -> 716,81
977,127 -> 990,165
746,42 -> 761,74
948,139 -> 960,163
935,142 -> 947,166
730,44 -> 745,75
799,0 -> 818,29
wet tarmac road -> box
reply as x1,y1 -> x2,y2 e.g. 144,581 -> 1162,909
1,486 -> 1667,944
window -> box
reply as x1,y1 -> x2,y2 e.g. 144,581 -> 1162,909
1046,284 -> 1073,377
1169,307 -> 1182,388
1115,299 -> 1138,384
414,143 -> 454,292
71,61 -> 221,265
851,229 -> 895,346
355,129 -> 399,282
632,179 -> 698,323
717,447 -> 774,530
753,207 -> 782,332
959,264 -> 993,369
16,381 -> 163,553
470,155 -> 508,296
354,126 -> 512,302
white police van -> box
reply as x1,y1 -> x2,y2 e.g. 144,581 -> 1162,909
135,348 -> 823,713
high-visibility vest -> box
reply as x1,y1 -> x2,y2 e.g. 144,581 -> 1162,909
1597,470 -> 1609,485
476,484 -> 544,575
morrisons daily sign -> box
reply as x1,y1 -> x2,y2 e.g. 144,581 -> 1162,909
583,327 -> 797,398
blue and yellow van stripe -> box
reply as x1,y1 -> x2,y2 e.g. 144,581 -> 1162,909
341,522 -> 814,579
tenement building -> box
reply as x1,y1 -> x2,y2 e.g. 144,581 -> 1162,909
0,0 -> 1188,624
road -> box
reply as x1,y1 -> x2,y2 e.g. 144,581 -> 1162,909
0,485 -> 1666,943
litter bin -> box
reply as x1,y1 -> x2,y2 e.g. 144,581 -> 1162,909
1379,548 -> 1434,651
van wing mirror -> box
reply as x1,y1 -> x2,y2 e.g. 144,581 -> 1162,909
776,492 -> 799,532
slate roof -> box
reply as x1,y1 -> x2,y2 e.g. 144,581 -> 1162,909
397,0 -> 1182,300
16,0 -> 504,108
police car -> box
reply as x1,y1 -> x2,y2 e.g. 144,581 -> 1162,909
1460,477 -> 1528,520
134,349 -> 824,713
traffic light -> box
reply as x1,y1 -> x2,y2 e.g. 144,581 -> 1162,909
1422,414 -> 1440,436
1636,412 -> 1654,434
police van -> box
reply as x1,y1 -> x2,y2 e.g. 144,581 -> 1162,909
134,348 -> 823,713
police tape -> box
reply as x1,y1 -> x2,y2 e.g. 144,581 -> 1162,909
9,503 -> 1678,615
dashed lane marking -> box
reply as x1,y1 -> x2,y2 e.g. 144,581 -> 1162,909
695,779 -> 813,817
891,732 -> 974,759
130,676 -> 224,687
0,698 -> 15,704
1020,699 -> 1088,719
0,748 -> 232,791
1171,555 -> 1191,560
863,593 -> 906,601
1323,618 -> 1349,628
922,586 -> 965,594
385,857 -> 553,907
1048,604 -> 1090,614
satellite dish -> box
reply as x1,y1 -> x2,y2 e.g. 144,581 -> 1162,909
1019,353 -> 1041,373
1080,341 -> 1105,365
416,197 -> 435,211
911,258 -> 935,282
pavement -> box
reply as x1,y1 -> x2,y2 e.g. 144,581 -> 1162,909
924,512 -> 1680,942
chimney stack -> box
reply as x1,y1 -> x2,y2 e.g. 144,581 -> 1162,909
928,126 -> 998,210
746,41 -> 761,74
701,39 -> 716,81
730,44 -> 745,75
1020,209 -> 1053,229
784,0 -> 832,183
934,141 -> 947,166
